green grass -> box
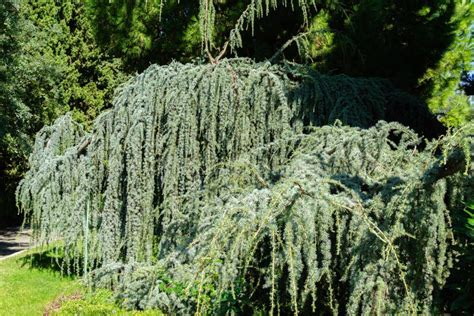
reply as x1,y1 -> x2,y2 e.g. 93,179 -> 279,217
0,249 -> 80,316
0,249 -> 164,315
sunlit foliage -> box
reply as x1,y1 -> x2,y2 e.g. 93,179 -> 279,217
17,60 -> 473,314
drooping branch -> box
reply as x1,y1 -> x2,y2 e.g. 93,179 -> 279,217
269,29 -> 329,63
423,147 -> 470,186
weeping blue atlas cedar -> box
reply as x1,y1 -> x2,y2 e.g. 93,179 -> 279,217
17,59 -> 473,314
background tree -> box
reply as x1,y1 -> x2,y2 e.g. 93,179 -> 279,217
303,0 -> 473,125
0,0 -> 127,226
19,0 -> 127,125
0,0 -> 30,225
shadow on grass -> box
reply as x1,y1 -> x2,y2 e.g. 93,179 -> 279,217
19,247 -> 83,277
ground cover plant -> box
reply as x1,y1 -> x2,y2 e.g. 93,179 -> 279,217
17,58 -> 474,314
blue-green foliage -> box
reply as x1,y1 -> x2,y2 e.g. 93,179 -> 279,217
17,60 -> 474,314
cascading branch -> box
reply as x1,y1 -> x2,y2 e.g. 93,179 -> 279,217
164,0 -> 320,54
17,59 -> 473,314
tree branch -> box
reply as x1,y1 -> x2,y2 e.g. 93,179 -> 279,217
76,138 -> 91,157
423,147 -> 470,187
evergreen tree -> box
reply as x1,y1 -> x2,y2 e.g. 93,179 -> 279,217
86,0 -> 202,71
419,1 -> 473,126
17,59 -> 473,314
19,0 -> 128,126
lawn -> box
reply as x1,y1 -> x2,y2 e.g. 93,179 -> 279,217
0,249 -> 164,315
0,249 -> 80,315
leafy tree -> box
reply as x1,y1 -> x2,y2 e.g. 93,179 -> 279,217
0,0 -> 128,226
0,0 -> 31,225
419,1 -> 473,126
